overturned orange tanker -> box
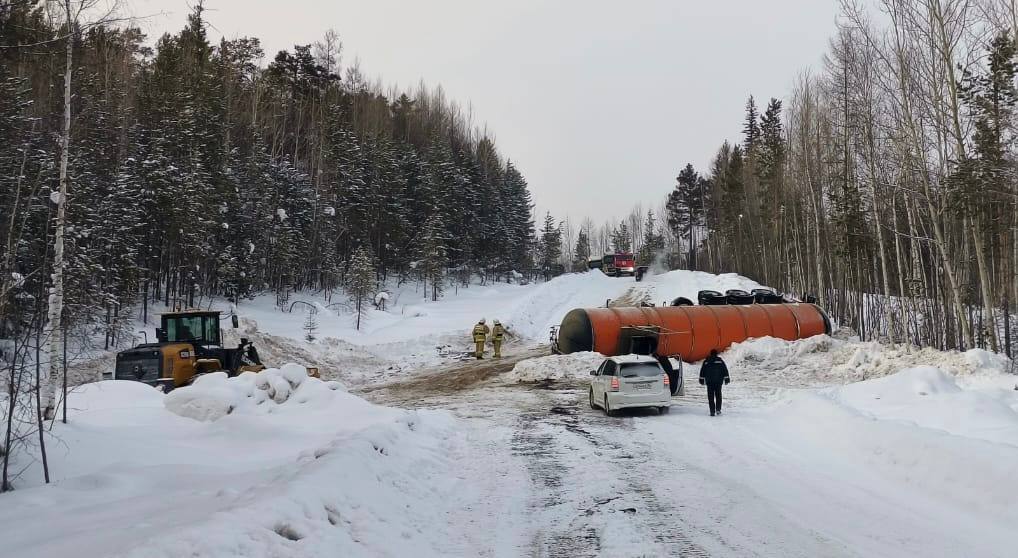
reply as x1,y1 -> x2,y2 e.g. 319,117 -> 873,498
555,304 -> 832,362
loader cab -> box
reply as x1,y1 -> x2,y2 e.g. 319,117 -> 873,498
113,310 -> 258,391
156,311 -> 223,348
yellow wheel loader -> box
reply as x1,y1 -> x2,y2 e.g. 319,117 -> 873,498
109,310 -> 318,391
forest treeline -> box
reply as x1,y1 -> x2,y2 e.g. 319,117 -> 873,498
0,2 -> 537,347
654,0 -> 1017,356
5,0 -> 1018,362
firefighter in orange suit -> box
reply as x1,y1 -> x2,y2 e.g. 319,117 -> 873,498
472,319 -> 490,359
491,320 -> 506,358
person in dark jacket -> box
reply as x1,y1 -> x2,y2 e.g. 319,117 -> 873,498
698,349 -> 730,416
654,353 -> 680,396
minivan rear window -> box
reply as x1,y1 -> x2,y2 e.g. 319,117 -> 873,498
619,362 -> 662,377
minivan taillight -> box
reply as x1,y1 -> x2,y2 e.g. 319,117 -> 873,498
610,377 -> 620,391
662,374 -> 670,386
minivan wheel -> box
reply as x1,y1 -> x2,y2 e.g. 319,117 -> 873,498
604,395 -> 615,417
589,388 -> 597,409
659,406 -> 670,415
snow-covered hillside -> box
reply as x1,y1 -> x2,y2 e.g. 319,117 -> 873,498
124,270 -> 762,386
227,269 -> 764,383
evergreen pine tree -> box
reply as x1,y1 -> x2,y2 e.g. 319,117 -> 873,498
638,210 -> 664,264
666,163 -> 706,266
572,230 -> 591,272
420,215 -> 448,301
538,212 -> 563,280
500,161 -> 535,275
611,222 -> 631,253
347,245 -> 375,331
303,308 -> 319,341
743,96 -> 760,153
757,98 -> 785,203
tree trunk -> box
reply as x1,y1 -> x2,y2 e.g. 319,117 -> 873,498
44,1 -> 74,419
971,216 -> 999,351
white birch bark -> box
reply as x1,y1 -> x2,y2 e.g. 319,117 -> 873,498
43,0 -> 74,419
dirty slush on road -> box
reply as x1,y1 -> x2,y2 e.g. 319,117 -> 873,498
358,345 -> 716,557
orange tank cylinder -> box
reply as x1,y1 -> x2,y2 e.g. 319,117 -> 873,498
556,303 -> 831,362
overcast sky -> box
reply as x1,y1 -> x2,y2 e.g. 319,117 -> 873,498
131,0 -> 839,223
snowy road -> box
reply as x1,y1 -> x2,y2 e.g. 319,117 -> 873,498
361,346 -> 1018,558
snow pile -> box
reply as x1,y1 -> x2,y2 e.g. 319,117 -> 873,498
502,269 -> 767,341
504,351 -> 605,383
827,365 -> 1018,447
118,411 -> 461,558
504,271 -> 628,340
0,375 -> 467,558
961,348 -> 1013,375
641,269 -> 765,306
721,335 -> 1013,387
164,364 -> 346,422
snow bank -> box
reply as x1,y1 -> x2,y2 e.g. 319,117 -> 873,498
827,365 -> 1018,447
119,411 -> 461,558
720,334 -> 1014,387
760,390 -> 1018,528
164,365 -> 346,422
1,369 -> 467,558
504,352 -> 605,383
714,334 -> 1018,447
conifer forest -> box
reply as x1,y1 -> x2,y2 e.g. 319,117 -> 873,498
3,0 -> 1018,370
0,2 -> 537,351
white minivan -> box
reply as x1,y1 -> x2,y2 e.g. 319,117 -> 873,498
589,355 -> 671,416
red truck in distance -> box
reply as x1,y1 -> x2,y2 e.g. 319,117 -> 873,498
602,253 -> 636,277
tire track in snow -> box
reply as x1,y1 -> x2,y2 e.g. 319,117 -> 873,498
512,387 -> 712,557
359,345 -> 549,406
359,350 -> 719,557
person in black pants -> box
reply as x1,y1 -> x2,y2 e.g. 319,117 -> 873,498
654,352 -> 679,396
699,349 -> 730,416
